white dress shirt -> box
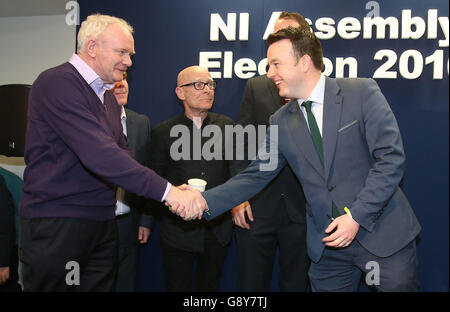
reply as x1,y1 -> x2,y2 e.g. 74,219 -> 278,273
297,74 -> 326,137
115,107 -> 131,216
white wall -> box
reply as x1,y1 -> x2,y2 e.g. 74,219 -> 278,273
0,13 -> 76,177
0,14 -> 76,85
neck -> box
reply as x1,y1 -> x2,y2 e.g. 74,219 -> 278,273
78,53 -> 94,69
77,53 -> 104,82
300,71 -> 321,100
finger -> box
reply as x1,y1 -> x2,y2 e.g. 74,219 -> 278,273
168,201 -> 180,212
238,209 -> 250,229
141,232 -> 149,244
232,209 -> 246,229
241,217 -> 250,230
246,204 -> 254,222
325,219 -> 338,234
176,205 -> 186,217
181,206 -> 189,219
325,236 -> 348,247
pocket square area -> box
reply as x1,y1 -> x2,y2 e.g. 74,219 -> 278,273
338,120 -> 358,132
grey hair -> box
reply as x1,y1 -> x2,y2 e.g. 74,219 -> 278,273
77,14 -> 134,53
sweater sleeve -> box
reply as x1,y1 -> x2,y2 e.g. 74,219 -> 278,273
31,71 -> 168,202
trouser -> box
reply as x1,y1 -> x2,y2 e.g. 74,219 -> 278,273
235,205 -> 309,291
115,213 -> 139,291
308,239 -> 420,292
161,229 -> 228,291
19,217 -> 118,292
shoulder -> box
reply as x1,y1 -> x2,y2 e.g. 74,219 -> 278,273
152,114 -> 183,133
125,108 -> 150,124
34,63 -> 81,88
207,112 -> 235,126
32,63 -> 86,101
333,77 -> 380,93
245,74 -> 271,89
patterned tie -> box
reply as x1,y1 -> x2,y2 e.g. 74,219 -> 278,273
302,101 -> 341,219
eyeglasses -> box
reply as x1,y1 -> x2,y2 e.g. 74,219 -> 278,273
179,81 -> 217,90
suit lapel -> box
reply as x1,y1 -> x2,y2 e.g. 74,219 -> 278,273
322,77 -> 342,182
286,101 -> 325,180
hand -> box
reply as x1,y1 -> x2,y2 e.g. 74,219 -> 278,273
232,201 -> 253,230
138,226 -> 151,244
0,266 -> 10,285
165,185 -> 207,220
322,214 -> 360,248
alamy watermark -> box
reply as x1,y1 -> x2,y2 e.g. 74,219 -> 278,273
65,260 -> 80,286
169,117 -> 279,171
65,1 -> 80,26
365,260 -> 380,286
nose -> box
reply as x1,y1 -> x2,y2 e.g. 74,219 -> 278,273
124,53 -> 132,67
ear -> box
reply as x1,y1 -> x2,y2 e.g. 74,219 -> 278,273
300,54 -> 313,72
86,38 -> 97,57
175,86 -> 185,100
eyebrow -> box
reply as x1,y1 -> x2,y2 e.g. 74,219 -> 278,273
268,58 -> 280,64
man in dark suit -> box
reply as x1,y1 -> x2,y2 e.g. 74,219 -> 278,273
178,27 -> 421,291
231,11 -> 310,292
111,72 -> 153,291
150,66 -> 245,291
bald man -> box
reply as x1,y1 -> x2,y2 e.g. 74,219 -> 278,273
149,66 -> 245,291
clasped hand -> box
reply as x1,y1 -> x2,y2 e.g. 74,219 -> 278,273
165,184 -> 208,220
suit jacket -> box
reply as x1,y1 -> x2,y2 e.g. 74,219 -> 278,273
204,77 -> 421,263
123,108 -> 153,232
237,74 -> 306,222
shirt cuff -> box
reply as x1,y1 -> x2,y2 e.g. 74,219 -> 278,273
161,182 -> 172,202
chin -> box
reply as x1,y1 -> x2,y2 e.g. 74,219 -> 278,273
277,88 -> 287,98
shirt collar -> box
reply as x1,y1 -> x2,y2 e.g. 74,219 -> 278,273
297,74 -> 326,106
69,54 -> 100,85
69,54 -> 114,101
120,106 -> 127,120
182,113 -> 210,128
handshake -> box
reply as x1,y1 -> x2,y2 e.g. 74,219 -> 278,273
165,183 -> 208,220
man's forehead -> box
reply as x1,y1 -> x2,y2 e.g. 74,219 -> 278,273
268,39 -> 292,59
180,68 -> 211,82
100,23 -> 134,45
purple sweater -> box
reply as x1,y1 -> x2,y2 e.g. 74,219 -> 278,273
19,62 -> 168,220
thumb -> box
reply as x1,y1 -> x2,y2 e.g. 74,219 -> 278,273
325,219 -> 337,234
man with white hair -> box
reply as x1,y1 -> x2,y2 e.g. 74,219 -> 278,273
19,14 -> 204,291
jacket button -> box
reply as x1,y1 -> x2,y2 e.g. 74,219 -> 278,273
328,186 -> 335,192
